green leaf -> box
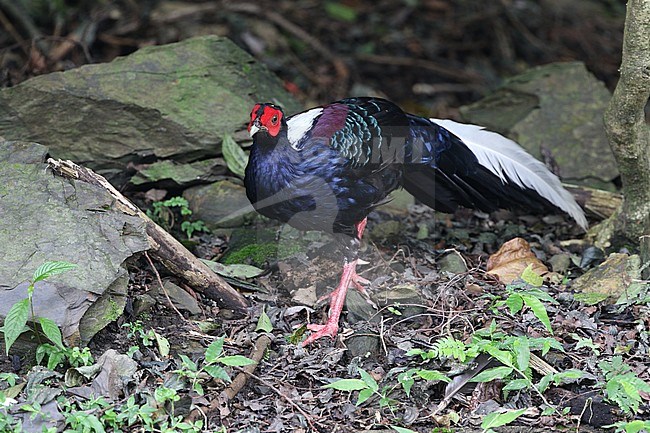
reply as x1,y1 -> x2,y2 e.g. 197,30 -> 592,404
356,388 -> 374,406
4,298 -> 30,355
387,306 -> 402,316
502,378 -> 531,392
205,338 -> 224,363
538,369 -> 585,393
154,331 -> 170,357
522,287 -> 557,304
221,134 -> 247,178
218,355 -> 255,367
530,336 -> 565,355
255,309 -> 273,333
390,426 -> 418,433
537,374 -> 553,393
324,2 -> 358,22
521,294 -> 553,334
38,317 -> 64,349
481,408 -> 527,430
324,379 -> 368,391
288,325 -> 307,345
606,420 -> 650,433
358,368 -> 378,392
203,364 -> 231,382
552,369 -> 585,384
216,263 -> 265,279
406,348 -> 434,359
415,369 -> 450,383
44,347 -> 65,370
541,406 -> 556,416
85,414 -> 106,433
575,336 -> 599,351
484,345 -> 514,367
397,370 -> 415,397
521,264 -> 543,287
472,366 -> 514,382
513,337 -> 530,371
32,261 -> 76,283
434,336 -> 468,362
505,293 -> 524,314
178,354 -> 197,371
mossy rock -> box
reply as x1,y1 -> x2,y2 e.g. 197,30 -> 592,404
0,36 -> 301,183
460,62 -> 617,188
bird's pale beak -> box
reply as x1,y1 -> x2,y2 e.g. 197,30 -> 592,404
249,119 -> 263,137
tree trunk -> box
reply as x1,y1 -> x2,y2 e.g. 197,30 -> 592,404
600,0 -> 650,247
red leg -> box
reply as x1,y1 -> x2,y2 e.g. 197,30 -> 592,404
302,258 -> 359,346
316,217 -> 370,302
349,218 -> 370,290
355,218 -> 367,238
302,218 -> 371,346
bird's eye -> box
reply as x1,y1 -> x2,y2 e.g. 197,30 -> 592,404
271,115 -> 278,125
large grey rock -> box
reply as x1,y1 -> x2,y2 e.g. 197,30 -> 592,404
0,35 -> 301,180
183,179 -> 254,229
460,62 -> 617,188
0,141 -> 150,347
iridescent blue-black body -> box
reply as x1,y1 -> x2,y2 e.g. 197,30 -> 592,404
244,97 -> 564,248
244,98 -> 409,239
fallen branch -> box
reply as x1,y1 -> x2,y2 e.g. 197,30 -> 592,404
564,183 -> 622,220
222,362 -> 321,430
222,334 -> 272,400
46,158 -> 249,312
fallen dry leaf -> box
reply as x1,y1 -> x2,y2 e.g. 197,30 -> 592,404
487,237 -> 548,284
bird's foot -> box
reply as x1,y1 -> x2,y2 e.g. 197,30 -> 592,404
302,321 -> 339,346
351,273 -> 371,294
317,270 -> 371,303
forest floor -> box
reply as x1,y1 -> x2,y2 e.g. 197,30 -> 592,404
2,1 -> 649,432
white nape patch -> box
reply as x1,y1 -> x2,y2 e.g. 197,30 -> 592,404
287,108 -> 323,149
431,118 -> 588,229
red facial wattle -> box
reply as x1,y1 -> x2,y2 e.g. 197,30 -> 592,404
248,104 -> 283,137
259,106 -> 282,137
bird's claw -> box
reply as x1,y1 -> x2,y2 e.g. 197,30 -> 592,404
316,272 -> 371,303
351,274 -> 371,294
302,322 -> 339,346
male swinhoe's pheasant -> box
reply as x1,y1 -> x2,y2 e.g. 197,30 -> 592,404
244,97 -> 587,346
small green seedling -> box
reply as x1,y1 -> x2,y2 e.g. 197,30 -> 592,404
174,336 -> 255,395
3,261 -> 76,356
147,196 -> 209,239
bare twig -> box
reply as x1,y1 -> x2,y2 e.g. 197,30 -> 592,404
220,363 -> 321,430
0,0 -> 42,44
357,53 -> 485,83
144,251 -> 186,323
225,2 -> 349,82
0,7 -> 29,55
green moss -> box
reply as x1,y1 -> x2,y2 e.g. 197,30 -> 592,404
223,243 -> 279,266
224,241 -> 306,266
106,297 -> 122,322
277,242 -> 303,259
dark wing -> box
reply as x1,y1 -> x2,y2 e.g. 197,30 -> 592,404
288,97 -> 411,168
401,115 -> 587,228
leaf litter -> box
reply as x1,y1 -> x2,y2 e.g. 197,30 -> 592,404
2,206 -> 640,432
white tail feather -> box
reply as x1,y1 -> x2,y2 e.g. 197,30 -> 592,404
431,118 -> 587,229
